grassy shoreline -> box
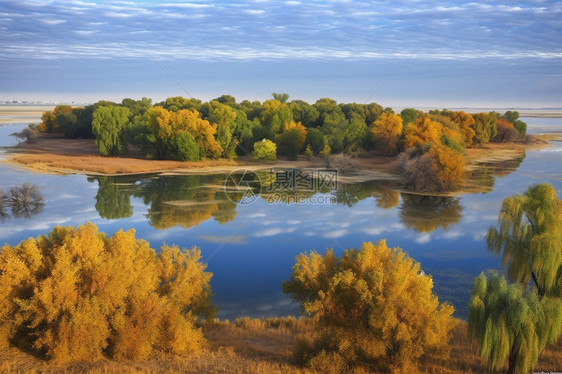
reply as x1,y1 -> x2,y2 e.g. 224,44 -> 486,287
1,318 -> 561,373
2,132 -> 552,184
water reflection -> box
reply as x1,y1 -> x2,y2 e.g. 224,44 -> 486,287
399,194 -> 463,233
464,152 -> 526,194
89,172 -> 465,234
89,174 -> 241,229
0,183 -> 44,220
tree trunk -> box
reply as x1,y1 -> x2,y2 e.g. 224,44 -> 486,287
507,337 -> 518,374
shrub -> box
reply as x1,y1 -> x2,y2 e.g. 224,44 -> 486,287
0,223 -> 214,363
253,139 -> 277,161
283,240 -> 457,372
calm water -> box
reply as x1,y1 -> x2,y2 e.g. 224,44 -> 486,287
1,119 -> 561,320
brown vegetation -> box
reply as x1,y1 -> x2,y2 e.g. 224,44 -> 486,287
1,317 -> 562,373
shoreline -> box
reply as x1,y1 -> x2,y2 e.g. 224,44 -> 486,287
2,133 -> 553,183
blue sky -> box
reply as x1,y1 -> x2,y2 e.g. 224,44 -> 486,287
1,0 -> 561,108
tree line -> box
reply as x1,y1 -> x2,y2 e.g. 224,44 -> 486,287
34,95 -> 528,192
0,183 -> 559,372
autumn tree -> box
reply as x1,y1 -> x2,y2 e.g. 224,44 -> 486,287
503,111 -> 527,137
469,273 -> 562,374
200,100 -> 238,158
140,106 -> 222,160
403,115 -> 443,150
92,105 -> 131,156
487,183 -> 562,298
397,144 -> 464,193
493,118 -> 519,143
253,139 -> 277,161
448,111 -> 476,148
283,240 -> 456,372
0,223 -> 214,363
372,112 -> 403,155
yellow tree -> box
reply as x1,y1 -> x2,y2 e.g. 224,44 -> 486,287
174,109 -> 223,159
283,240 -> 456,372
0,223 -> 214,363
449,111 -> 476,148
429,144 -> 465,191
372,112 -> 403,155
403,115 -> 443,149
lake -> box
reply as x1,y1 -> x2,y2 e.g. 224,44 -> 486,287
1,118 -> 561,320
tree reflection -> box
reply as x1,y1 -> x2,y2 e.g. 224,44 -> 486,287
90,174 -> 241,230
463,153 -> 526,194
399,194 -> 463,233
0,183 -> 44,220
92,176 -> 134,219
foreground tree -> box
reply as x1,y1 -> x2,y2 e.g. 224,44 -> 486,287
0,223 -> 214,363
469,273 -> 562,374
283,240 -> 456,372
92,106 -> 131,156
487,183 -> 562,298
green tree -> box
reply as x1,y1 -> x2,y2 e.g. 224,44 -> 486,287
472,112 -> 497,145
364,102 -> 383,126
253,139 -> 277,161
289,100 -> 320,128
200,100 -> 238,159
92,106 -> 131,156
276,121 -> 307,160
272,92 -> 289,103
305,127 -> 327,155
503,111 -> 527,137
260,99 -> 293,139
283,240 -> 456,372
469,273 -> 562,374
400,108 -> 421,126
487,183 -> 562,298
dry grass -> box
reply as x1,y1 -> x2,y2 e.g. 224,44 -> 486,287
1,318 -> 561,373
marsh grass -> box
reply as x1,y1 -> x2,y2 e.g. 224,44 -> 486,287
1,317 -> 561,373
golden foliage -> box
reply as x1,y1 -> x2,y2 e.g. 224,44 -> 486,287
403,115 -> 443,149
0,223 -> 213,363
146,107 -> 223,159
372,112 -> 403,155
283,240 -> 457,372
449,111 -> 476,148
429,144 -> 465,190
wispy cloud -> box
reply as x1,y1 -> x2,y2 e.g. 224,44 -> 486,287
0,0 -> 560,63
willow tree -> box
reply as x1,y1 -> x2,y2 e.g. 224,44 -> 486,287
469,273 -> 562,374
470,184 -> 562,373
487,183 -> 562,298
92,105 -> 131,156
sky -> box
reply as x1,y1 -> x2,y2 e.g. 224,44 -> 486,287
1,0 -> 561,108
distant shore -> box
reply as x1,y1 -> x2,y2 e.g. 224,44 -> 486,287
1,105 -> 562,126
